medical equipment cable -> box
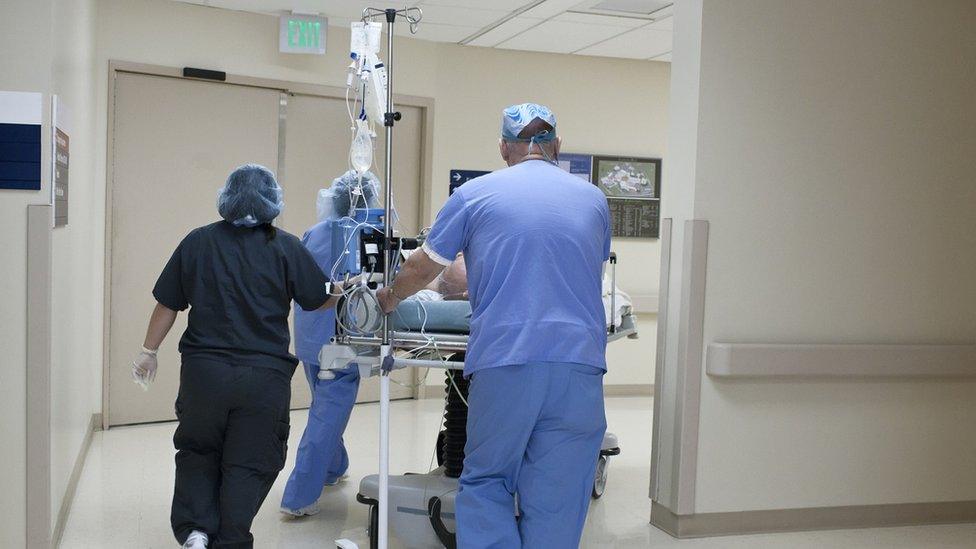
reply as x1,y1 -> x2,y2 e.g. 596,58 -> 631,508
385,294 -> 432,389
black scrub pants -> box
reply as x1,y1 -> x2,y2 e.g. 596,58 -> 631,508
171,357 -> 291,549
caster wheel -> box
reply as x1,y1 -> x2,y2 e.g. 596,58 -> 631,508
592,455 -> 609,499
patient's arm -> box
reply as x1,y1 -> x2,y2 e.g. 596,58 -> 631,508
378,249 -> 445,313
426,254 -> 468,300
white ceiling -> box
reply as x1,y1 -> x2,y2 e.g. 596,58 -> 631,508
174,0 -> 673,61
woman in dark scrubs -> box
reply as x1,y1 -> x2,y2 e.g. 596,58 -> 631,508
130,164 -> 342,549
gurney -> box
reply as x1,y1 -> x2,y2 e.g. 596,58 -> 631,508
326,255 -> 637,549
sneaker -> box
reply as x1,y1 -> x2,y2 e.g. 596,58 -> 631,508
280,503 -> 321,517
325,474 -> 349,487
182,530 -> 208,549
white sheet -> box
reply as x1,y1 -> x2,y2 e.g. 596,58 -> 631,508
602,274 -> 632,327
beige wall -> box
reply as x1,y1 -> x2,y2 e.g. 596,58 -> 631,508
664,0 -> 976,514
94,0 -> 669,387
1,0 -> 99,545
50,0 -> 100,534
1,3 -> 55,547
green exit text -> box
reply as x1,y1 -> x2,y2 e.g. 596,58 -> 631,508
288,19 -> 322,49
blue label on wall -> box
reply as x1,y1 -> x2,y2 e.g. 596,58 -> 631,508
0,123 -> 42,190
449,169 -> 491,195
557,153 -> 593,183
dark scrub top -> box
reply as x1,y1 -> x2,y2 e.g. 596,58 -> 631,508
153,221 -> 331,375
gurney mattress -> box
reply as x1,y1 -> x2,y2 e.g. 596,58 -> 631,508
390,300 -> 473,334
390,300 -> 636,335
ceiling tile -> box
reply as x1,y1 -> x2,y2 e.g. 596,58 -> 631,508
520,0 -> 591,20
646,14 -> 672,30
574,25 -> 671,59
174,0 -> 668,59
413,2 -> 517,27
496,19 -> 632,55
466,16 -> 546,47
556,11 -> 649,28
395,21 -> 482,42
203,0 -> 370,18
418,0 -> 530,10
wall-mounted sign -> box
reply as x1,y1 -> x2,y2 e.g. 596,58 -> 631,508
54,129 -> 69,226
0,91 -> 42,190
448,154 -> 662,238
556,153 -> 663,239
592,155 -> 661,200
449,169 -> 490,195
279,14 -> 327,55
52,95 -> 69,227
608,199 -> 659,238
558,153 -> 593,182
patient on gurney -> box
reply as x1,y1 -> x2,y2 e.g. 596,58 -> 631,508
409,252 -> 468,302
391,252 -> 635,335
390,253 -> 472,334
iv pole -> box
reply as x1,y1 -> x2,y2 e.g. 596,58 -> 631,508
357,7 -> 421,549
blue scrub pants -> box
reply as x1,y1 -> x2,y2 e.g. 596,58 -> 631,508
281,363 -> 360,510
456,362 -> 606,549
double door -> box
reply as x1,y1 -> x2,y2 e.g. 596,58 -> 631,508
107,70 -> 426,426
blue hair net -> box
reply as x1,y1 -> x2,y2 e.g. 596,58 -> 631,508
501,103 -> 557,143
217,164 -> 283,227
317,170 -> 381,222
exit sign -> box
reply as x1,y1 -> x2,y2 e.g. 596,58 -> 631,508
279,14 -> 327,54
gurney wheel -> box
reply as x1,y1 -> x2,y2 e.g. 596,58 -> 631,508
368,504 -> 379,549
592,455 -> 609,499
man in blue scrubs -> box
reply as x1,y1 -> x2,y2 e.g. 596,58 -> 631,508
378,104 -> 611,548
280,171 -> 381,516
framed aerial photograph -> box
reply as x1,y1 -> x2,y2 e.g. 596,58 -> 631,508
591,155 -> 661,200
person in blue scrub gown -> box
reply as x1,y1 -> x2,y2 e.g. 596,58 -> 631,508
377,104 -> 611,548
280,171 -> 381,516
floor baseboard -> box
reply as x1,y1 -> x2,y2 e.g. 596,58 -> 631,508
604,383 -> 653,397
53,413 -> 101,548
419,383 -> 654,399
650,499 -> 976,539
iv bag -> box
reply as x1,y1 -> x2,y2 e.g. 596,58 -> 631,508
365,22 -> 382,55
350,22 -> 366,59
350,22 -> 382,58
364,54 -> 388,126
350,119 -> 373,174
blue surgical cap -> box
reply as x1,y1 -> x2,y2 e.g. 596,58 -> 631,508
217,164 -> 283,227
317,170 -> 381,222
501,103 -> 557,143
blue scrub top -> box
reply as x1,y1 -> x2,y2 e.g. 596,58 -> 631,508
293,220 -> 339,365
423,159 -> 611,375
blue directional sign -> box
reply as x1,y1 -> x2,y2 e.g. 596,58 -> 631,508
449,169 -> 491,195
557,153 -> 593,182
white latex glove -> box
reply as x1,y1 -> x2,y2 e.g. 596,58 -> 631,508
131,347 -> 159,391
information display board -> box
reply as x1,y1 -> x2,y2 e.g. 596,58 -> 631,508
557,153 -> 662,239
592,155 -> 661,200
450,153 -> 663,239
608,199 -> 659,238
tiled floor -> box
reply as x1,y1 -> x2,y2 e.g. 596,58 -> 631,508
61,396 -> 976,548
